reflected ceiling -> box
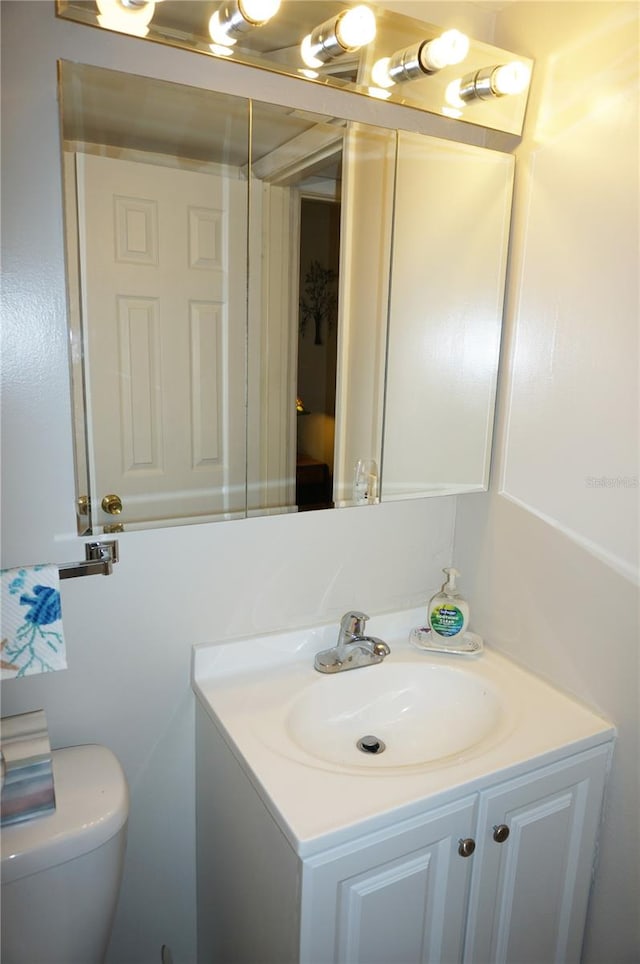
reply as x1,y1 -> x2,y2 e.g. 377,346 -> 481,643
60,61 -> 342,169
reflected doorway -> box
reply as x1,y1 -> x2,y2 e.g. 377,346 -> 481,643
296,197 -> 340,510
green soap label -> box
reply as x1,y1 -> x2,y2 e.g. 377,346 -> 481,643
430,605 -> 464,637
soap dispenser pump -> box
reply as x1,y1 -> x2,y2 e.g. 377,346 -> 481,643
428,567 -> 469,642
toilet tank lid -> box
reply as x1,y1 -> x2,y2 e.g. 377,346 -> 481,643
1,744 -> 129,884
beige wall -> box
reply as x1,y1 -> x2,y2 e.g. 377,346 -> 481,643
455,4 -> 639,960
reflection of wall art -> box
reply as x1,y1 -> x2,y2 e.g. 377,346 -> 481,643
299,260 -> 338,345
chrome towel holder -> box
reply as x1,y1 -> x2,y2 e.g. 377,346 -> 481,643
58,541 -> 119,580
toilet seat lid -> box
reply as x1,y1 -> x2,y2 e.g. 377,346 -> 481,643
1,744 -> 129,884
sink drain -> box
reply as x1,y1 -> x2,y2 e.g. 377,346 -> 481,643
357,735 -> 386,755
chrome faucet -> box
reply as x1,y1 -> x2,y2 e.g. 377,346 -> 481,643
314,611 -> 391,674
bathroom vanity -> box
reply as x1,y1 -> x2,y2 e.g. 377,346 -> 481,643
192,609 -> 614,964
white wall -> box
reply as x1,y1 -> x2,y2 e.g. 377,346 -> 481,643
454,3 -> 639,961
382,0 -> 498,41
5,3 -> 633,962
0,5 -> 463,962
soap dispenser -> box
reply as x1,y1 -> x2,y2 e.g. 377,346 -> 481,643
428,568 -> 469,642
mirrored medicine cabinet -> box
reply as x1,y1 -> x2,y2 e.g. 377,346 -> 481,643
60,59 -> 514,535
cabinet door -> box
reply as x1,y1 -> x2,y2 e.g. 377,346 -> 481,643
301,796 -> 477,964
464,744 -> 611,964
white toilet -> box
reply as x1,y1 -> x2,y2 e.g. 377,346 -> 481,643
1,744 -> 129,964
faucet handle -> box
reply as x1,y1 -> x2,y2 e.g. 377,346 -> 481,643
340,610 -> 369,636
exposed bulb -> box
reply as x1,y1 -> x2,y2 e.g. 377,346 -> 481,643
208,10 -> 237,46
96,0 -> 155,36
209,0 -> 280,47
421,29 -> 469,71
239,0 -> 280,26
457,60 -> 531,103
335,5 -> 376,50
371,57 -> 393,89
300,33 -> 323,68
445,78 -> 465,109
301,6 -> 375,69
492,61 -> 530,95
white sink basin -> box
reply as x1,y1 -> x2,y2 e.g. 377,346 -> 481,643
192,606 -> 613,853
286,663 -> 503,769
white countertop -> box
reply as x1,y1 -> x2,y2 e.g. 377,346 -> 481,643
192,608 -> 614,857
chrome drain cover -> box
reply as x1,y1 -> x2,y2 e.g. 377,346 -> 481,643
357,735 -> 386,755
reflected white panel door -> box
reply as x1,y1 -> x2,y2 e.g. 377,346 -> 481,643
77,153 -> 247,527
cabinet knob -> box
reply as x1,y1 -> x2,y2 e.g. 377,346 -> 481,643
458,837 -> 476,858
493,824 -> 510,843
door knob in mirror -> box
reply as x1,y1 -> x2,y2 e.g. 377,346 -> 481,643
101,494 -> 123,515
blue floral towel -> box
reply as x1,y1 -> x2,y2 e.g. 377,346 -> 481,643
1,566 -> 67,679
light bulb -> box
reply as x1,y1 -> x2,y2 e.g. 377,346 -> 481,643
335,5 -> 376,50
438,29 -> 469,66
421,29 -> 469,71
492,61 -> 530,96
300,33 -> 323,68
238,0 -> 280,26
208,10 -> 237,46
209,0 -> 279,46
371,57 -> 394,89
97,0 -> 155,36
458,61 -> 531,102
301,6 -> 375,69
445,78 -> 465,109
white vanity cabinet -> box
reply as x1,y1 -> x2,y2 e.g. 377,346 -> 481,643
463,746 -> 610,964
196,697 -> 612,964
300,796 -> 478,964
300,745 -> 610,964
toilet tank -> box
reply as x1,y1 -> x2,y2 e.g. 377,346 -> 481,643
1,744 -> 129,964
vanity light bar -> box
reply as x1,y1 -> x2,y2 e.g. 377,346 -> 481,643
89,1 -> 530,122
